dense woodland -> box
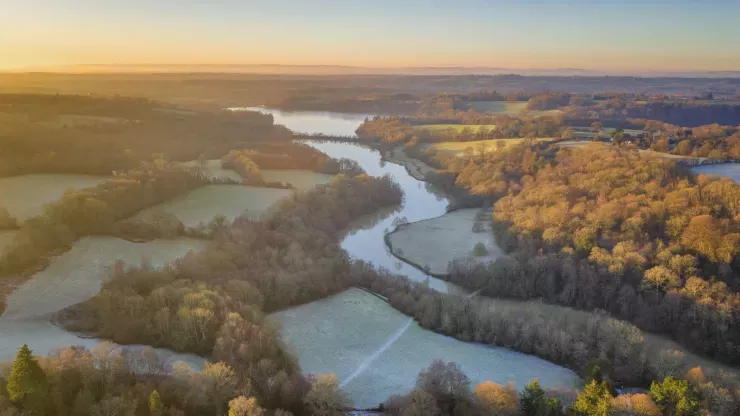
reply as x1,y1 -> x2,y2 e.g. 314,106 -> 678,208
437,144 -> 740,367
0,94 -> 350,178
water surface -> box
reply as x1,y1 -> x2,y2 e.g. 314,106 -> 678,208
233,107 -> 372,137
690,163 -> 740,183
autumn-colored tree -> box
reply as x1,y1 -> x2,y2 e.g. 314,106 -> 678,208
474,381 -> 518,415
681,215 -> 723,262
611,393 -> 661,416
304,374 -> 349,416
228,396 -> 265,416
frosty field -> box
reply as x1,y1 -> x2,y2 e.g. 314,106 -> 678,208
262,169 -> 334,190
1,236 -> 207,321
0,174 -> 110,221
130,184 -> 292,227
270,289 -> 579,409
387,209 -> 504,275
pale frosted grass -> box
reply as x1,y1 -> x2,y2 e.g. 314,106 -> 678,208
0,174 -> 110,221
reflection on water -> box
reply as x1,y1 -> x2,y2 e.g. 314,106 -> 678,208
304,140 -> 463,294
232,107 -> 373,137
690,163 -> 740,183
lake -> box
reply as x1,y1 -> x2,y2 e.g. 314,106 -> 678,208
690,163 -> 740,183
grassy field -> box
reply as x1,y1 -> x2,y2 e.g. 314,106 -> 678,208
387,209 -> 504,276
467,101 -> 529,115
425,138 -> 552,157
1,236 -> 207,321
262,169 -> 334,190
271,289 -> 579,409
0,174 -> 111,221
130,185 -> 291,227
413,124 -> 498,134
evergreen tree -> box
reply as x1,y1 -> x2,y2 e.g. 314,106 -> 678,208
6,344 -> 48,415
571,380 -> 612,416
520,380 -> 546,416
520,380 -> 565,416
149,390 -> 163,416
650,377 -> 701,416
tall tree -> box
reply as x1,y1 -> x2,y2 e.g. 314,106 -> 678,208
571,380 -> 612,416
6,344 -> 48,415
649,377 -> 700,416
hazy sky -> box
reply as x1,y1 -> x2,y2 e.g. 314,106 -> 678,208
2,0 -> 740,71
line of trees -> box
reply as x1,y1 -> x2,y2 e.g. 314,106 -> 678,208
385,358 -> 702,416
351,263 -> 739,414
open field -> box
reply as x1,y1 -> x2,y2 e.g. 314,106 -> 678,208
271,289 -> 579,409
0,174 -> 111,221
181,159 -> 242,182
1,236 -> 207,321
413,124 -> 497,134
690,163 -> 740,183
130,185 -> 291,227
262,169 -> 334,190
425,138 -> 552,157
387,209 -> 504,276
467,101 -> 529,115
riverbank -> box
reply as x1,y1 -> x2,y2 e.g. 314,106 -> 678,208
381,146 -> 436,181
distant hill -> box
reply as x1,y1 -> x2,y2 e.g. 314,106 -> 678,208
9,64 -> 740,78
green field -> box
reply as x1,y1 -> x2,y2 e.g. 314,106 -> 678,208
467,101 -> 529,115
413,124 -> 497,134
426,138 -> 552,157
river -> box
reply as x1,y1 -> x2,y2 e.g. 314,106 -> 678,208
231,107 -> 373,137
0,108 -> 577,406
247,108 -> 580,406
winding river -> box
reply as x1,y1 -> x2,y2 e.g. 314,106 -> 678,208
250,108 -> 580,406
0,108 -> 579,407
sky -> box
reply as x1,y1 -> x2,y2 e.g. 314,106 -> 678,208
2,0 -> 740,72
